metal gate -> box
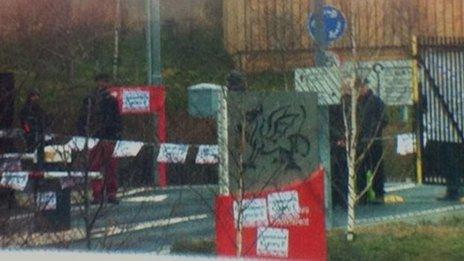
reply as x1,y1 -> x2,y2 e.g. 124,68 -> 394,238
417,37 -> 464,184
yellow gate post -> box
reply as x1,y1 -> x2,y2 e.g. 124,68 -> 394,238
411,35 -> 423,185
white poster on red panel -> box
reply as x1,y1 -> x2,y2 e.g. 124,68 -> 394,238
256,227 -> 289,258
267,190 -> 300,225
122,90 -> 150,113
233,198 -> 268,228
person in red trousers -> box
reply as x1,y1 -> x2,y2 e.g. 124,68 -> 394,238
76,73 -> 122,204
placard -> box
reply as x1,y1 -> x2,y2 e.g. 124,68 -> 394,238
0,171 -> 29,191
36,191 -> 57,210
66,136 -> 99,151
267,190 -> 300,224
122,90 -> 150,113
233,198 -> 268,227
295,60 -> 413,106
256,227 -> 289,258
113,141 -> 144,157
157,143 -> 189,163
397,133 -> 416,155
195,145 -> 219,164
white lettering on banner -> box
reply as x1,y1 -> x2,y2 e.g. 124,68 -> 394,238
268,191 -> 300,225
0,172 -> 29,191
36,191 -> 57,210
256,227 -> 289,258
122,90 -> 150,112
157,143 -> 189,164
113,141 -> 144,157
195,145 -> 219,164
233,198 -> 268,227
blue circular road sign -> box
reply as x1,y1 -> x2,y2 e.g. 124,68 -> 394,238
308,5 -> 346,44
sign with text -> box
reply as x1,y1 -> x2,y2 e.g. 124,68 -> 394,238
157,143 -> 189,164
215,167 -> 327,260
195,145 -> 219,164
66,136 -> 99,151
268,190 -> 300,224
295,60 -> 413,106
256,227 -> 289,258
1,171 -> 28,191
37,191 -> 57,210
109,86 -> 165,115
122,90 -> 150,113
233,198 -> 269,227
112,141 -> 144,157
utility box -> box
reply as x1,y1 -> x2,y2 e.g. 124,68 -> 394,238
188,83 -> 224,118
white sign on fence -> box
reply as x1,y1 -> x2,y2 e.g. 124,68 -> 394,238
37,191 -> 57,210
233,198 -> 269,227
295,60 -> 413,106
195,145 -> 219,164
157,143 -> 189,164
122,90 -> 150,112
256,227 -> 289,258
397,133 -> 416,155
66,136 -> 99,151
0,171 -> 29,191
113,141 -> 144,157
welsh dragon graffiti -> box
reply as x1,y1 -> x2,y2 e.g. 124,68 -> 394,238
243,104 -> 311,172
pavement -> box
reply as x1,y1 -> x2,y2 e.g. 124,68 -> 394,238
332,183 -> 464,228
3,183 -> 464,253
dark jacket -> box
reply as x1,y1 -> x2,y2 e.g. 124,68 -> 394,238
20,102 -> 47,150
77,89 -> 122,140
357,89 -> 388,148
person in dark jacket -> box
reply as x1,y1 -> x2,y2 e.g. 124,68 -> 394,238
76,73 -> 122,204
226,70 -> 246,92
20,90 -> 48,152
0,73 -> 17,209
356,78 -> 388,204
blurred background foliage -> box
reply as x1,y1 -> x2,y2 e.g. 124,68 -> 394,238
0,0 -> 413,180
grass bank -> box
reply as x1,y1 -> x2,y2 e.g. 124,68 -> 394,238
172,213 -> 464,260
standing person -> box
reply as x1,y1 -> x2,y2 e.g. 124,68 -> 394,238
226,70 -> 246,92
77,73 -> 122,204
20,90 -> 47,153
0,73 -> 17,209
356,78 -> 388,204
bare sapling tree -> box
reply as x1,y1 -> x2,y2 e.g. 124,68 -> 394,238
335,0 -> 412,241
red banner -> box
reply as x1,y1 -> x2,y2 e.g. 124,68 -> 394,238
215,167 -> 327,260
